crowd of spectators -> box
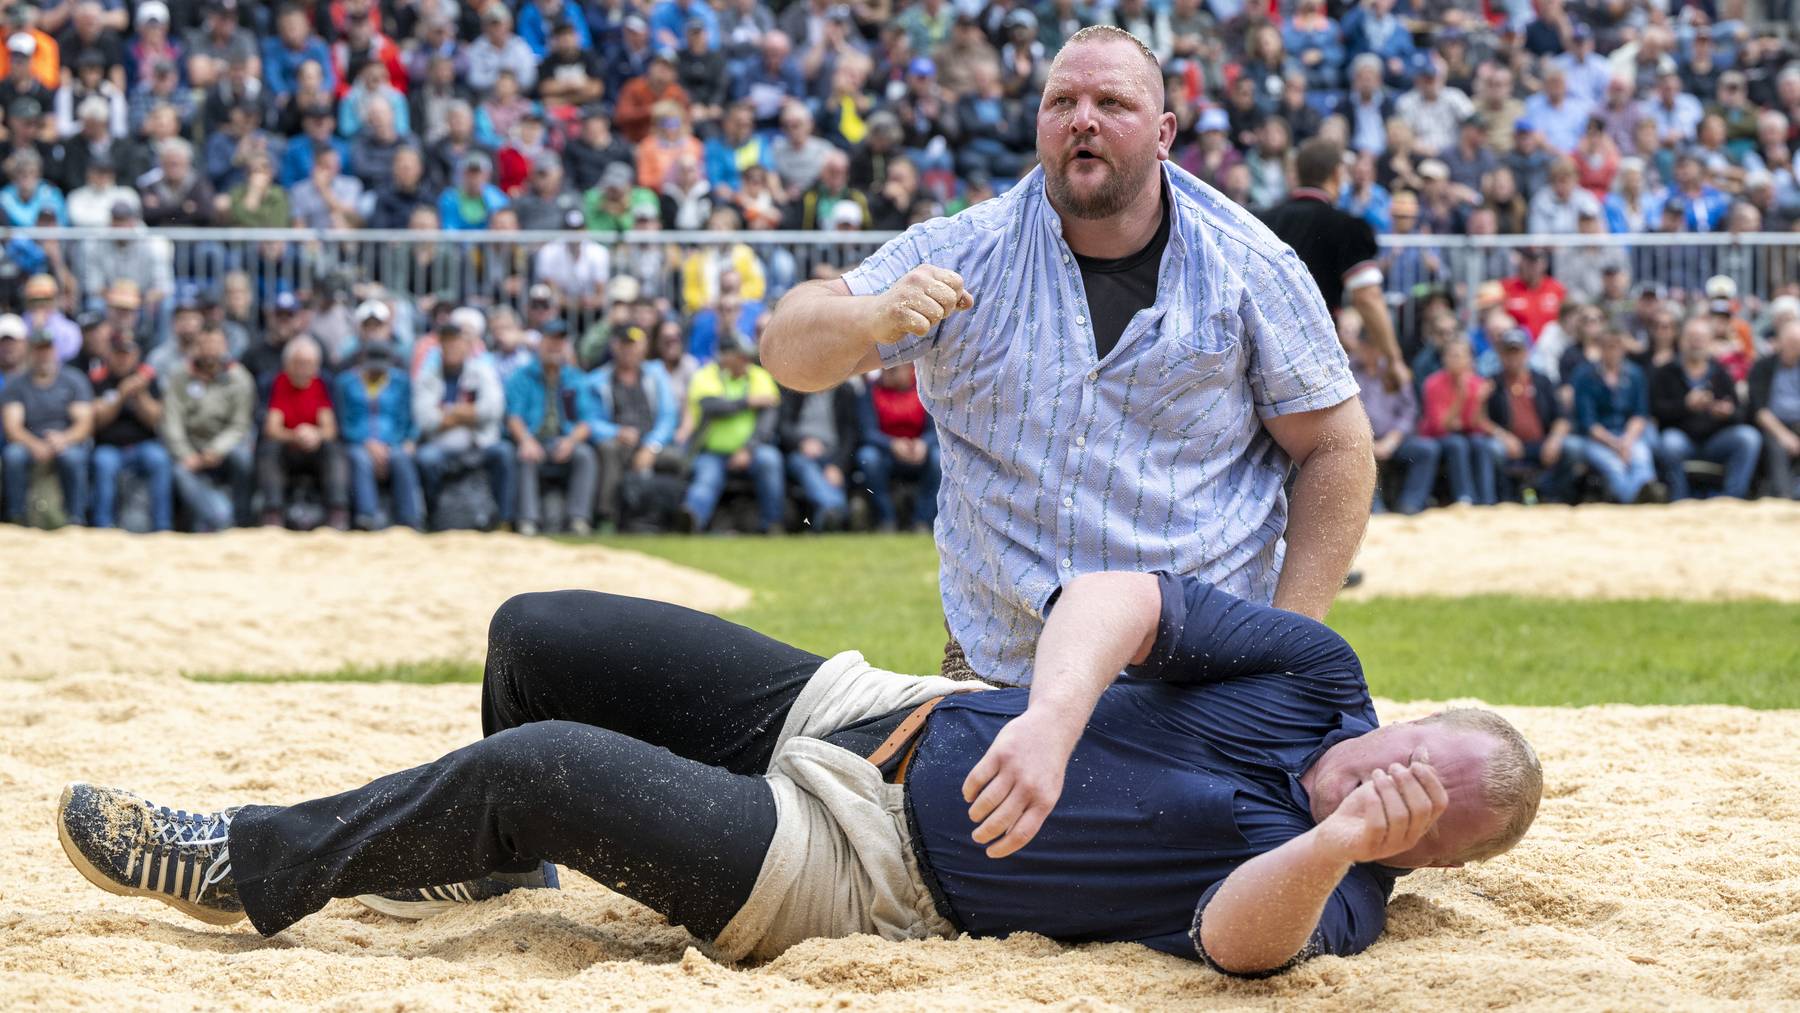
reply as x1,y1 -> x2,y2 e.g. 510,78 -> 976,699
0,0 -> 1797,531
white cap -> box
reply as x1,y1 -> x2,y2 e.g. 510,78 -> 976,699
136,0 -> 170,24
449,305 -> 487,339
0,314 -> 24,340
1705,275 -> 1738,300
7,32 -> 36,55
606,274 -> 641,303
827,200 -> 865,228
1769,295 -> 1800,323
354,299 -> 391,323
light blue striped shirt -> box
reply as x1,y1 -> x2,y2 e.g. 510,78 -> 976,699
842,162 -> 1358,686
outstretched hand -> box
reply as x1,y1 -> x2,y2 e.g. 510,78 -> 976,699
1314,751 -> 1449,866
961,711 -> 1080,859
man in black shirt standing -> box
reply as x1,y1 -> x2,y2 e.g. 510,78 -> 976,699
1258,138 -> 1409,390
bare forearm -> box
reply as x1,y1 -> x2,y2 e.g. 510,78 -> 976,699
1273,427 -> 1374,620
1199,829 -> 1348,974
1026,573 -> 1160,728
760,281 -> 883,392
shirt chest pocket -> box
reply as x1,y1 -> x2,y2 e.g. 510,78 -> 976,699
1139,310 -> 1247,434
1137,774 -> 1249,852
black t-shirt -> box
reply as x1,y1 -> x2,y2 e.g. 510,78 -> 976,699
537,50 -> 605,99
91,365 -> 163,446
1257,190 -> 1380,311
1073,186 -> 1171,363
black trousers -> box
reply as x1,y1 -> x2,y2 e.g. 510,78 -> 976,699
229,591 -> 828,938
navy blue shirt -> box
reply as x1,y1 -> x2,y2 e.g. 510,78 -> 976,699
906,572 -> 1400,970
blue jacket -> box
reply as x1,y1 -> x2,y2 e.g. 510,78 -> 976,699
588,360 -> 679,449
279,135 -> 352,189
334,367 -> 416,447
1572,360 -> 1650,436
518,1 -> 593,57
262,37 -> 336,97
505,360 -> 598,439
437,184 -> 511,230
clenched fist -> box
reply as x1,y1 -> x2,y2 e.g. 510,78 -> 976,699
1314,751 -> 1448,865
872,266 -> 975,345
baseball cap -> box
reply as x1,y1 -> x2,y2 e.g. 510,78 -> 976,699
26,328 -> 54,347
0,314 -> 23,341
136,0 -> 169,24
449,305 -> 488,338
907,56 -> 936,78
1418,159 -> 1449,181
1005,8 -> 1037,30
1409,53 -> 1436,77
460,151 -> 492,174
109,199 -> 137,221
562,207 -> 586,230
827,200 -> 864,228
1198,107 -> 1229,133
606,275 -> 641,303
354,299 -> 390,323
1657,56 -> 1680,78
611,324 -> 647,344
7,32 -> 35,55
685,15 -> 708,31
1498,327 -> 1531,350
528,283 -> 556,304
716,333 -> 747,357
273,291 -> 302,313
1705,275 -> 1738,299
538,318 -> 570,338
629,192 -> 660,220
1513,117 -> 1536,133
622,14 -> 648,32
1461,113 -> 1487,131
649,46 -> 678,65
302,102 -> 334,119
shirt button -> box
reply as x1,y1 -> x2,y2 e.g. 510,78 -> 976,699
1062,558 -> 1072,569
1063,496 -> 1073,507
1075,314 -> 1086,325
1075,435 -> 1086,447
1088,371 -> 1098,382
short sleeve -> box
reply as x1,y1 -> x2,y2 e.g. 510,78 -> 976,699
839,219 -> 952,368
1124,571 -> 1364,689
1336,217 -> 1381,284
1188,864 -> 1391,977
1240,249 -> 1359,419
66,370 -> 95,402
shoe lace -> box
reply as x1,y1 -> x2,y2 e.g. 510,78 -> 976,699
149,805 -> 240,897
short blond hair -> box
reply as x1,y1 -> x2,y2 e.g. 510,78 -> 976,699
1051,25 -> 1161,78
1421,708 -> 1543,864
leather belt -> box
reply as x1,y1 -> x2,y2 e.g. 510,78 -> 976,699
865,696 -> 945,785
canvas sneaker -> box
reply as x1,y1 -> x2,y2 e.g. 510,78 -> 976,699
57,783 -> 246,926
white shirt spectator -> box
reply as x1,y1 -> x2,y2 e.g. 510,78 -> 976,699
1394,86 -> 1474,156
465,34 -> 539,93
1527,185 -> 1603,234
533,241 -> 611,300
1640,93 -> 1703,145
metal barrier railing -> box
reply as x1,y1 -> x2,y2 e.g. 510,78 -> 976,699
4,227 -> 1794,354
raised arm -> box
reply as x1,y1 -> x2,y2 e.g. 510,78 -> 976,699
759,270 -> 973,393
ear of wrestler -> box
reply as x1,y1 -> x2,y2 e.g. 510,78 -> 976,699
1313,758 -> 1448,866
877,266 -> 976,342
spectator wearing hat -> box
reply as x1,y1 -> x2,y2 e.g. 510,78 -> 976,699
1749,319 -> 1800,500
99,278 -> 157,350
615,48 -> 691,145
1571,326 -> 1663,503
258,335 -> 349,529
678,333 -> 783,534
18,274 -> 82,364
1486,327 -> 1581,503
276,101 -> 350,188
0,314 -> 24,376
0,29 -> 57,100
413,320 -> 513,528
437,152 -> 509,230
1650,314 -> 1761,501
1,324 -> 94,525
676,16 -> 729,121
507,153 -> 577,230
262,5 -> 335,98
88,330 -> 173,530
504,322 -> 598,535
602,13 -> 655,99
588,323 -> 681,530
1664,153 -> 1732,233
1500,248 -> 1567,340
565,106 -> 635,193
335,338 -> 423,531
53,48 -> 125,140
537,20 -> 605,115
0,147 -> 67,226
1394,54 -> 1471,158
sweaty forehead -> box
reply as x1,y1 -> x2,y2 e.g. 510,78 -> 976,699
1046,38 -> 1162,104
